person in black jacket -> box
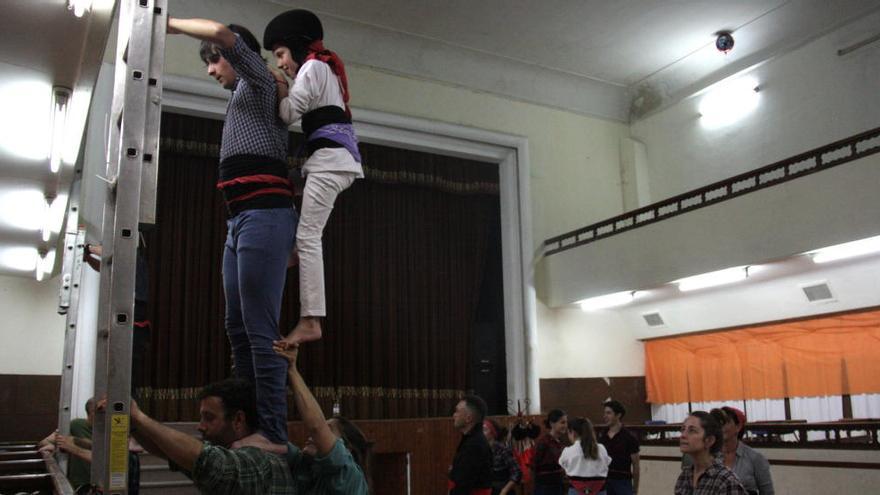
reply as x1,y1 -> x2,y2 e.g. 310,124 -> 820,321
449,395 -> 493,494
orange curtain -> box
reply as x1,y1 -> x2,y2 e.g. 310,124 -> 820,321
645,309 -> 880,403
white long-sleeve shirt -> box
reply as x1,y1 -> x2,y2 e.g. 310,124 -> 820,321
559,441 -> 612,478
280,59 -> 363,177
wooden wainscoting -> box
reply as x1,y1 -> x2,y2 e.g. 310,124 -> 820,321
288,417 -> 459,495
0,375 -> 60,443
540,376 -> 650,425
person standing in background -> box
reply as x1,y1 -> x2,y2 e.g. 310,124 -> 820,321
532,409 -> 568,495
598,400 -> 640,495
560,417 -> 611,495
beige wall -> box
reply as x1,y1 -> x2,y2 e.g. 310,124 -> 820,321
0,274 -> 65,375
537,301 -> 645,378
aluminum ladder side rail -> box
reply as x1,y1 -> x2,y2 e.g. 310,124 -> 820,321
92,1 -> 166,493
55,172 -> 86,473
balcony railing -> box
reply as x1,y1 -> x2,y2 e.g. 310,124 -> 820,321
544,127 -> 880,256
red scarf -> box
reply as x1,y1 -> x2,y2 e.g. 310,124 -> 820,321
305,40 -> 351,118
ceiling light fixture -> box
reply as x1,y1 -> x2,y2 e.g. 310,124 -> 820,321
35,251 -> 47,281
698,75 -> 759,129
68,0 -> 93,18
35,249 -> 57,282
49,87 -> 71,173
41,196 -> 55,242
578,291 -> 635,311
809,235 -> 880,264
676,266 -> 748,292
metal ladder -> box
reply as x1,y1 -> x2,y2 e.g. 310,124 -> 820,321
88,1 -> 166,493
55,173 -> 86,475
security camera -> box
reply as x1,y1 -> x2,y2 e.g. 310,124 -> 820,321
715,31 -> 734,53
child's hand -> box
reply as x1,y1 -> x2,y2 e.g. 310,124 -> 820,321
271,68 -> 289,100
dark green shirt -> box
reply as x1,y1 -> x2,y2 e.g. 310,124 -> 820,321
287,439 -> 369,495
190,443 -> 297,495
67,418 -> 92,489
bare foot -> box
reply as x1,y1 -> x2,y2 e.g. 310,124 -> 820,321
282,317 -> 322,346
128,437 -> 144,454
230,432 -> 287,455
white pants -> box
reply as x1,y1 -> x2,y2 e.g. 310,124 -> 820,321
297,171 -> 356,317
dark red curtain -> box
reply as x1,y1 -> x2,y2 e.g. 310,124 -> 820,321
139,112 -> 501,421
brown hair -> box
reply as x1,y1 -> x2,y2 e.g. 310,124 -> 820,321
569,417 -> 599,459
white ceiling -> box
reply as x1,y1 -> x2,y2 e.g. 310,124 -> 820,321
0,0 -> 878,287
0,1 -> 114,279
618,247 -> 880,340
266,0 -> 880,119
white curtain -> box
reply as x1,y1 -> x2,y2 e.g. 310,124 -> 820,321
789,395 -> 844,440
744,398 -> 789,441
850,394 -> 880,418
743,399 -> 786,421
690,400 -> 727,413
651,402 -> 690,423
847,394 -> 880,439
650,402 -> 689,439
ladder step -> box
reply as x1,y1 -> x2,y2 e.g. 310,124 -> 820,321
0,473 -> 53,491
0,459 -> 44,473
0,451 -> 40,461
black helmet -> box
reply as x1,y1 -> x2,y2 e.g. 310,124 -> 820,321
263,9 -> 323,51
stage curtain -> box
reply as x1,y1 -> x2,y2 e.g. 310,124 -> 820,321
645,309 -> 880,404
138,112 -> 499,421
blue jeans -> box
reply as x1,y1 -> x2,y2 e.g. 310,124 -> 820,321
223,207 -> 297,444
603,479 -> 633,495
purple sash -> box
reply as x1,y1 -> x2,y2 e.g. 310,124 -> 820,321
308,123 -> 362,163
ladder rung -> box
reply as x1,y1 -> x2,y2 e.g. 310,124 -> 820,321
0,452 -> 40,461
0,473 -> 53,490
0,459 -> 44,473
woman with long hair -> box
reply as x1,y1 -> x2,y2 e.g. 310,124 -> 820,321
559,417 -> 611,494
329,415 -> 374,492
483,419 -> 522,495
675,410 -> 746,495
532,409 -> 569,495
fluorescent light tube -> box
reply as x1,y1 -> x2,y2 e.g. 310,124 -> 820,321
578,291 -> 634,311
676,266 -> 747,292
810,236 -> 880,264
49,88 -> 70,173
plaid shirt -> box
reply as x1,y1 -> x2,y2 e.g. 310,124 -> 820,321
217,35 -> 288,163
190,444 -> 296,495
675,460 -> 747,495
490,441 -> 523,485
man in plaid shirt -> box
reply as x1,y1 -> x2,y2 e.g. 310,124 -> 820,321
123,379 -> 295,495
167,17 -> 297,455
